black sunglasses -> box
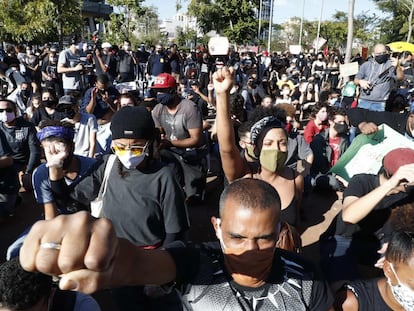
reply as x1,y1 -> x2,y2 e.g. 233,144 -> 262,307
0,108 -> 13,113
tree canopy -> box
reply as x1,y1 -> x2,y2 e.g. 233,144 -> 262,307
0,0 -> 82,44
373,0 -> 414,43
188,0 -> 259,45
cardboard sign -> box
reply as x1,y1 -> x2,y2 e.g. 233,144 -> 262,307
208,37 -> 229,56
330,124 -> 414,182
339,62 -> 359,78
289,45 -> 302,55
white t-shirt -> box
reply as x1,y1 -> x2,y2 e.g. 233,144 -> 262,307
73,113 -> 98,157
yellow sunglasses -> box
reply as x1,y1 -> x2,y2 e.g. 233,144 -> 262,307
112,142 -> 149,156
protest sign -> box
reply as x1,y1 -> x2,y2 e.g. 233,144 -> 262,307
331,124 -> 414,182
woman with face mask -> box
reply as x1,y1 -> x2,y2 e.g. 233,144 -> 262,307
30,89 -> 66,129
299,80 -> 320,122
25,92 -> 43,121
303,102 -> 329,144
214,67 -> 304,229
44,106 -> 189,310
335,229 -> 414,311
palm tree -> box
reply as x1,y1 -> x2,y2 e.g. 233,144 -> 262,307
345,0 -> 354,64
405,0 -> 414,42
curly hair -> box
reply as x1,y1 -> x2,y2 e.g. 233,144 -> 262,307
0,258 -> 52,310
389,202 -> 414,233
385,202 -> 414,264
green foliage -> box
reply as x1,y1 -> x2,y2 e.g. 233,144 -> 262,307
0,0 -> 82,44
175,27 -> 197,48
103,4 -> 165,49
105,0 -> 147,43
188,0 -> 259,45
373,0 -> 411,42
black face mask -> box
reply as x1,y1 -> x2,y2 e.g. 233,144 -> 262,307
157,93 -> 175,106
20,90 -> 30,98
247,80 -> 257,88
334,123 -> 348,134
375,54 -> 389,64
62,109 -> 76,119
43,100 -> 55,108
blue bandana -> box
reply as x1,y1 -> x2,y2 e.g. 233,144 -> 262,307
36,126 -> 74,142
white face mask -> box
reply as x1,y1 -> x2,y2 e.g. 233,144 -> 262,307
330,98 -> 338,106
116,150 -> 146,169
0,111 -> 15,123
388,263 -> 414,310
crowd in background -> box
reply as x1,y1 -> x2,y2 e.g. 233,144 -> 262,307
1,37 -> 414,311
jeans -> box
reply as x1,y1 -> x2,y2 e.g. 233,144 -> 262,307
357,99 -> 385,112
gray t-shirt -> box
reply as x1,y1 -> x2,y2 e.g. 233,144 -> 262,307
151,99 -> 202,142
58,49 -> 82,91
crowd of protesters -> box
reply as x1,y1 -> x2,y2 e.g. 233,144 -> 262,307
0,36 -> 414,311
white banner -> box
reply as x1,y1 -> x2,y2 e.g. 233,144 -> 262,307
331,124 -> 414,181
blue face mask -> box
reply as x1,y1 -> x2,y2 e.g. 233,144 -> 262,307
157,93 -> 175,106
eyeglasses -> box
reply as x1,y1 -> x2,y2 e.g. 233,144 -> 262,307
0,108 -> 13,113
112,141 -> 149,156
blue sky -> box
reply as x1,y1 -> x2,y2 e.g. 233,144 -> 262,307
143,0 -> 384,23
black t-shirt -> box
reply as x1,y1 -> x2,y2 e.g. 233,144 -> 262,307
0,117 -> 41,172
71,156 -> 189,247
30,108 -> 66,126
0,130 -> 19,194
328,174 -> 413,239
41,55 -> 59,80
166,242 -> 333,310
136,50 -> 150,63
344,278 -> 392,311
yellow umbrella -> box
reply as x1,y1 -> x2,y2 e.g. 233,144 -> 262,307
387,41 -> 414,54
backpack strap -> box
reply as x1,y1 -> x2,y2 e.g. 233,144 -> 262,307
98,154 -> 116,199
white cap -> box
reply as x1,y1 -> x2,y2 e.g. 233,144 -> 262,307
102,42 -> 112,49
